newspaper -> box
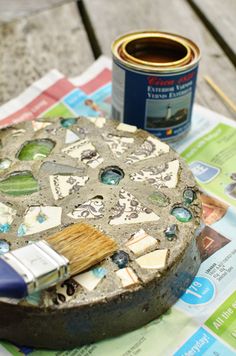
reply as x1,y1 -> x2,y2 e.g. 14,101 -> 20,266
0,56 -> 235,356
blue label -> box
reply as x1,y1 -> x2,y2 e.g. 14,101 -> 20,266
174,327 -> 235,356
181,276 -> 215,305
189,161 -> 220,183
115,61 -> 199,140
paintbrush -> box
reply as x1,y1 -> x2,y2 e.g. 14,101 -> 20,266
0,223 -> 117,299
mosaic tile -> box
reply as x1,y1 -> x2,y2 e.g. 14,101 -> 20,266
0,171 -> 39,196
125,136 -> 169,164
126,229 -> 157,256
130,160 -> 179,189
76,127 -> 88,140
32,121 -> 51,131
0,202 -> 16,233
18,206 -> 62,236
136,249 -> 168,269
53,279 -> 79,305
68,196 -> 105,220
65,129 -> 79,144
49,175 -> 89,200
12,129 -> 25,137
74,267 -> 107,291
116,123 -> 137,133
62,139 -> 103,168
109,189 -> 160,225
0,158 -> 11,171
103,133 -> 134,157
17,139 -> 55,161
116,267 -> 139,288
87,117 -> 106,128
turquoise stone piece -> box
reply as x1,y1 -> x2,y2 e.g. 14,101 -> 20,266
0,158 -> 11,171
0,239 -> 10,254
60,118 -> 77,128
0,171 -> 39,196
183,189 -> 196,205
100,167 -> 124,185
0,223 -> 10,233
17,139 -> 55,161
171,207 -> 192,223
148,191 -> 169,207
17,223 -> 27,237
164,224 -> 177,241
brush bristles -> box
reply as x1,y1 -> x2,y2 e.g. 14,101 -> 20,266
46,223 -> 117,276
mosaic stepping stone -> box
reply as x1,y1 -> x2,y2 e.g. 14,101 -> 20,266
49,174 -> 89,200
0,116 -> 201,349
130,160 -> 179,189
109,189 -> 160,225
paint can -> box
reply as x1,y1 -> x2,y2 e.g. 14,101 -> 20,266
111,31 -> 200,141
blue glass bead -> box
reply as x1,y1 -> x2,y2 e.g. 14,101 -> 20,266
164,224 -> 177,241
112,250 -> 129,268
17,224 -> 27,237
60,118 -> 77,128
0,239 -> 10,255
0,223 -> 10,233
183,189 -> 196,205
100,167 -> 124,185
171,207 -> 192,223
37,213 -> 47,224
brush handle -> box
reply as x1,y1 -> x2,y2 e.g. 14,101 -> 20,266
0,258 -> 27,299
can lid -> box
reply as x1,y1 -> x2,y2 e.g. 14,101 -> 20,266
112,31 -> 200,73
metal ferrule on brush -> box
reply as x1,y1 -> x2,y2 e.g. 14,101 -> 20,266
0,240 -> 70,297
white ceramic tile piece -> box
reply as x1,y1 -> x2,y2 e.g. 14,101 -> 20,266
116,267 -> 139,288
62,139 -> 103,168
0,202 -> 16,232
126,229 -> 157,256
74,267 -> 107,291
68,196 -> 105,220
87,117 -> 106,128
109,189 -> 160,225
135,249 -> 168,269
65,129 -> 79,144
126,136 -> 169,164
103,133 -> 134,157
116,123 -> 137,133
18,206 -> 62,236
130,160 -> 179,189
32,121 -> 51,131
49,175 -> 89,200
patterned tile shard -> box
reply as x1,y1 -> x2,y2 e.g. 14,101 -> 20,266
68,196 -> 105,220
0,202 -> 17,233
116,267 -> 139,288
74,267 -> 107,291
130,160 -> 179,189
109,189 -> 160,225
126,229 -> 157,256
103,133 -> 134,157
136,249 -> 168,269
62,139 -> 103,168
32,121 -> 51,132
126,136 -> 169,164
49,175 -> 89,200
65,129 -> 79,144
18,206 -> 62,236
87,117 -> 106,128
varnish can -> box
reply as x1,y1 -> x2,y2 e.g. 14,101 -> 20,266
111,31 -> 200,141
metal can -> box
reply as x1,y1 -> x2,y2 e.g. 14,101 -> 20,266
111,31 -> 200,141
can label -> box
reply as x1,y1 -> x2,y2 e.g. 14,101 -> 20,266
112,60 -> 199,141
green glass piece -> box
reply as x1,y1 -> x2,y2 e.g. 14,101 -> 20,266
148,191 -> 169,207
0,158 -> 11,171
17,139 -> 55,161
100,168 -> 124,185
171,207 -> 192,223
164,224 -> 177,241
0,171 -> 39,196
183,189 -> 196,205
60,118 -> 77,128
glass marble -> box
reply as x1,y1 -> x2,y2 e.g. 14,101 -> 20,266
148,191 -> 169,207
0,239 -> 10,255
183,189 -> 196,205
17,139 -> 55,161
0,159 -> 11,171
60,118 -> 77,128
112,250 -> 129,268
164,224 -> 177,241
171,207 -> 192,223
100,167 -> 124,185
0,171 -> 39,196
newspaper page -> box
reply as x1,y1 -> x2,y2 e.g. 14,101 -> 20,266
0,57 -> 235,356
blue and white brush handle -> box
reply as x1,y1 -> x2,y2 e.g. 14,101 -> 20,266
0,241 -> 69,299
